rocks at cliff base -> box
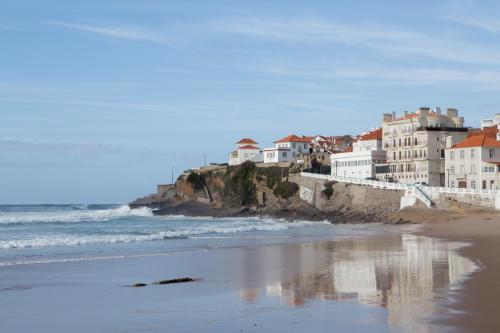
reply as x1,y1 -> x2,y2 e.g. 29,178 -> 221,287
152,277 -> 196,285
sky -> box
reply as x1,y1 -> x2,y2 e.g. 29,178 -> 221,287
2,0 -> 500,204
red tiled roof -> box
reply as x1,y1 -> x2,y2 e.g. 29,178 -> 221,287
274,135 -> 312,143
468,125 -> 498,138
238,145 -> 260,150
452,135 -> 500,148
344,146 -> 353,152
360,128 -> 383,141
237,138 -> 258,144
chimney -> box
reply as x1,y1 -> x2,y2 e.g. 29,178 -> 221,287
447,108 -> 458,118
445,136 -> 454,149
419,107 -> 430,117
383,113 -> 394,122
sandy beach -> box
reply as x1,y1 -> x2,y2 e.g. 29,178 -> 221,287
418,209 -> 500,333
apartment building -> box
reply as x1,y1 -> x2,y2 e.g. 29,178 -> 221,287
445,133 -> 500,190
331,128 -> 386,179
377,107 -> 467,186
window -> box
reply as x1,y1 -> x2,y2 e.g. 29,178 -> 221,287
471,180 -> 476,189
282,152 -> 287,157
471,149 -> 475,158
440,149 -> 445,158
414,137 -> 418,145
292,143 -> 296,149
489,149 -> 495,158
460,150 -> 465,159
450,166 -> 455,174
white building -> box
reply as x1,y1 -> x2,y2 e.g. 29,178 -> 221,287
331,128 -> 386,179
263,147 -> 292,163
378,107 -> 468,186
481,114 -> 500,130
228,138 -> 263,165
445,134 -> 500,189
263,135 -> 311,163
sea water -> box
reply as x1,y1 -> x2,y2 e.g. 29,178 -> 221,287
0,204 -> 367,266
0,205 -> 481,332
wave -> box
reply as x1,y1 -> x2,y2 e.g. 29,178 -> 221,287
0,205 -> 153,224
0,219 -> 329,249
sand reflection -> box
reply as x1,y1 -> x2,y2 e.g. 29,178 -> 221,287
235,233 -> 478,331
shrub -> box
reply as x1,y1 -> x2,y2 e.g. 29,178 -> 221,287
223,161 -> 257,206
274,181 -> 299,199
256,166 -> 289,189
322,181 -> 335,199
186,172 -> 205,191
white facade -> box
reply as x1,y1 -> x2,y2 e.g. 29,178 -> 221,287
481,114 -> 500,130
274,138 -> 310,159
263,148 -> 292,163
446,135 -> 500,190
331,128 -> 385,179
263,135 -> 311,163
331,150 -> 387,178
379,107 -> 467,186
228,138 -> 263,165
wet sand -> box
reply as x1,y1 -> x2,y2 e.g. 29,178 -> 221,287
418,211 -> 500,333
0,226 -> 477,333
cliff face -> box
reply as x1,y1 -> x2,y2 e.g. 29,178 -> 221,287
130,161 -> 408,223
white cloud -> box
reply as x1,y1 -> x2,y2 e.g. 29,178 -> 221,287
210,16 -> 500,65
45,21 -> 169,44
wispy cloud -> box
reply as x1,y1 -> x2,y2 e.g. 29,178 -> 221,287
210,16 -> 500,65
255,63 -> 500,89
45,21 -> 170,44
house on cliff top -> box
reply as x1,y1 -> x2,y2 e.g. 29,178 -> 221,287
228,138 -> 263,165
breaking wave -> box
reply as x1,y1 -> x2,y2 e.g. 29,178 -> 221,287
0,205 -> 153,224
0,219 -> 328,249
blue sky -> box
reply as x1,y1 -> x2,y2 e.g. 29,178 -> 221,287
2,0 -> 500,204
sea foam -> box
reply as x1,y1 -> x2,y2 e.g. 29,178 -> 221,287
0,205 -> 153,224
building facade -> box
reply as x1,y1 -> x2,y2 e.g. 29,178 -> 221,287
331,128 -> 386,179
481,114 -> 500,130
228,138 -> 263,165
445,134 -> 500,190
378,107 -> 467,186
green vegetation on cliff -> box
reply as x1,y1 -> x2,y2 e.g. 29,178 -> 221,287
186,172 -> 205,191
223,161 -> 257,206
273,181 -> 299,199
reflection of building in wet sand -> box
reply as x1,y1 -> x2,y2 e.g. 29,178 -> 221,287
237,234 -> 477,332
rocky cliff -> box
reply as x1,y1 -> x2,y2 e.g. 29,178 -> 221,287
129,161 -> 408,223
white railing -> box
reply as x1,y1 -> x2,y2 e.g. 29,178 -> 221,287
300,172 -> 409,190
300,172 -> 499,209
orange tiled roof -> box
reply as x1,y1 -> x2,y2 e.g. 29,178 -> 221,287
468,125 -> 499,138
238,145 -> 260,150
274,135 -> 312,143
359,128 -> 382,141
452,135 -> 500,148
237,138 -> 258,144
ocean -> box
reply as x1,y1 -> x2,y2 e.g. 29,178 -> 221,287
0,204 -> 367,267
0,204 -> 480,332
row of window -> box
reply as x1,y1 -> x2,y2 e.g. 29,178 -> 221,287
450,149 -> 496,160
450,180 -> 496,190
392,149 -> 428,160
